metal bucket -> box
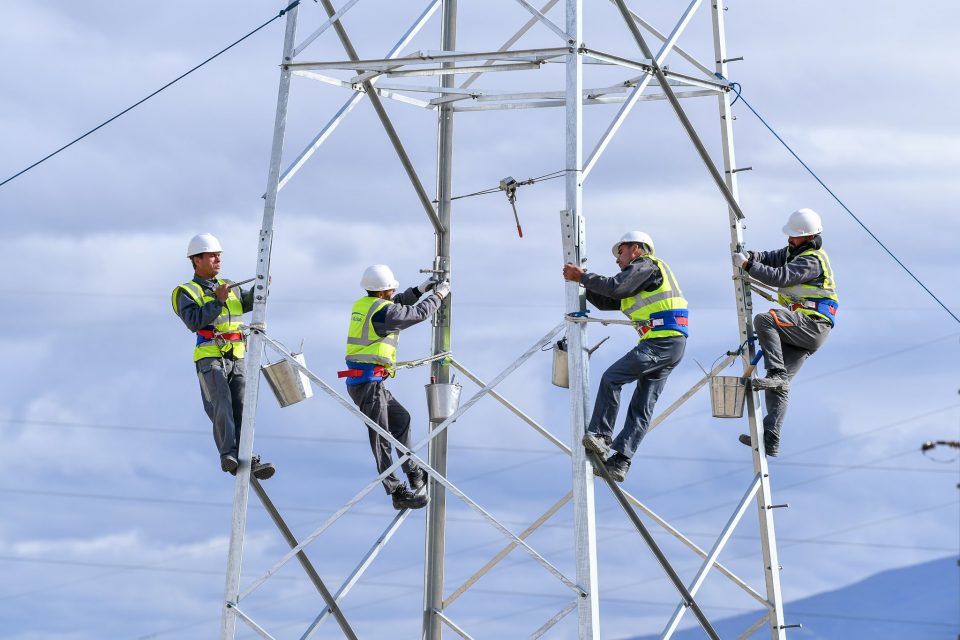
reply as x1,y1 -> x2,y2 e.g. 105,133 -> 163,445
262,353 -> 314,408
710,375 -> 746,419
425,383 -> 462,423
551,338 -> 569,388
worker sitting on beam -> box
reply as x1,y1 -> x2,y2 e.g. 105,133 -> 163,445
342,264 -> 449,510
563,231 -> 688,482
733,208 -> 839,457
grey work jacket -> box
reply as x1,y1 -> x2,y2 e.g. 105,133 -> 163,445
370,286 -> 442,336
580,257 -> 664,311
176,275 -> 254,333
747,237 -> 825,289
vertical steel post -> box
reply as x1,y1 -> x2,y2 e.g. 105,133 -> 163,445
219,4 -> 299,639
563,1 -> 600,637
710,4 -> 787,638
424,1 -> 456,638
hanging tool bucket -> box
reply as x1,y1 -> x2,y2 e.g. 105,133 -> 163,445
710,375 -> 746,419
551,338 -> 569,388
425,383 -> 462,423
262,352 -> 313,408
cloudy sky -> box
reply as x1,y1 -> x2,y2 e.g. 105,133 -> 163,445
1,1 -> 958,639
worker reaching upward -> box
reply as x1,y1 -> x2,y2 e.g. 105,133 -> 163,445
563,231 -> 688,482
171,233 -> 275,480
342,264 -> 450,510
733,208 -> 839,457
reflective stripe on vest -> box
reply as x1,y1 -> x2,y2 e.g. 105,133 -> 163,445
777,247 -> 839,325
171,279 -> 246,361
620,256 -> 689,340
345,297 -> 399,369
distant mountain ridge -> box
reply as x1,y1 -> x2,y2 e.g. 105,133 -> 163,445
632,556 -> 958,639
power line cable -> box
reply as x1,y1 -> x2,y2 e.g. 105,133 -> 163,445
0,1 -> 301,190
5,416 -> 954,474
720,76 -> 960,324
634,404 -> 959,505
796,332 -> 960,384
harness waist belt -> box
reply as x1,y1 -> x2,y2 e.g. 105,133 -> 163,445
340,361 -> 390,385
637,309 -> 689,336
197,329 -> 243,341
338,365 -> 388,379
789,298 -> 838,326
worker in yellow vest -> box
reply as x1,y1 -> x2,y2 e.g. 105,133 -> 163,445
342,264 -> 450,510
733,208 -> 838,457
171,233 -> 274,480
563,231 -> 688,482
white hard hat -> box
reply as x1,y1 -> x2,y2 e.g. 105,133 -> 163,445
782,208 -> 822,236
187,233 -> 223,257
360,264 -> 399,292
611,231 -> 654,257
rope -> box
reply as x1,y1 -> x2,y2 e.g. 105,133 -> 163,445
565,314 -> 638,327
717,74 -> 959,325
0,1 -> 301,189
395,351 -> 451,370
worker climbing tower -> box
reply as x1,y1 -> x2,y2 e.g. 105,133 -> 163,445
220,1 -> 793,638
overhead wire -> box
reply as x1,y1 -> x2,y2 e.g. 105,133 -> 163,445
2,9 -> 954,633
720,76 -> 959,325
0,1 -> 301,189
443,169 -> 575,202
4,414 -> 956,474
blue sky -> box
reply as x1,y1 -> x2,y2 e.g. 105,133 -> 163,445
1,1 -> 958,639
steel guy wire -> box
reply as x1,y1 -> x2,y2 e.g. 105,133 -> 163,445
720,75 -> 960,325
0,1 -> 301,189
440,169 -> 576,202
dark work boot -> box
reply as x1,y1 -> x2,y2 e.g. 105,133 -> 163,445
408,469 -> 426,492
392,484 -> 429,510
221,454 -> 239,474
751,369 -> 790,392
252,455 -> 276,480
582,432 -> 612,457
604,453 -> 631,482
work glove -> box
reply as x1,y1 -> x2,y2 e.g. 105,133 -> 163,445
417,276 -> 438,295
433,280 -> 451,300
732,252 -> 750,269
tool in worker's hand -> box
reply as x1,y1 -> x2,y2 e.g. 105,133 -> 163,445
499,176 -> 523,238
227,277 -> 256,289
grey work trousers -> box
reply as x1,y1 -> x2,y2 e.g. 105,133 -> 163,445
347,381 -> 421,495
196,356 -> 246,459
587,336 -> 686,460
754,308 -> 832,442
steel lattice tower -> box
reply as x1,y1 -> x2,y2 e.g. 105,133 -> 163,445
219,1 -> 791,638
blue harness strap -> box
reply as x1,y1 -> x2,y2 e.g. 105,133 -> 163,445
342,361 -> 388,385
793,298 -> 838,327
646,309 -> 690,337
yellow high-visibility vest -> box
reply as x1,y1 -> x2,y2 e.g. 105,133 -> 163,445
777,247 -> 839,324
171,279 -> 245,361
345,296 -> 399,369
619,256 -> 689,340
